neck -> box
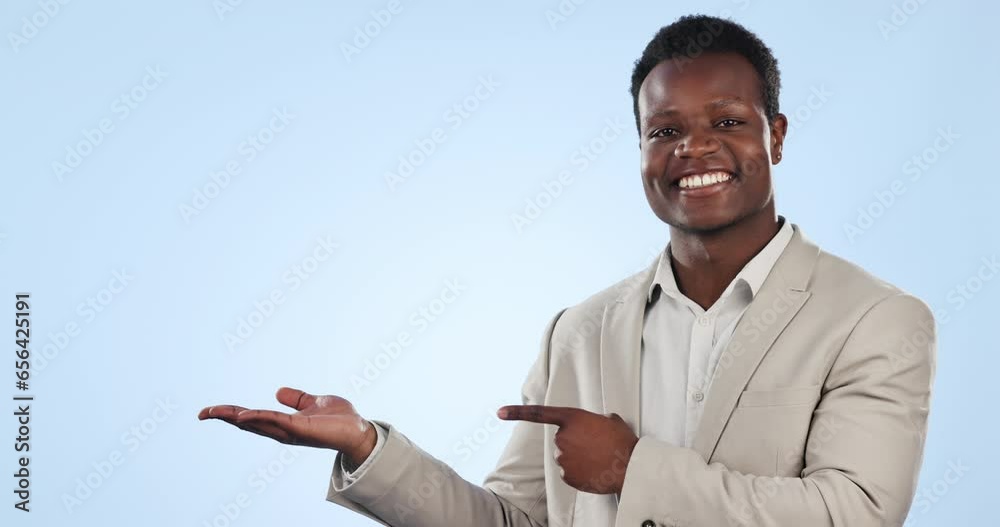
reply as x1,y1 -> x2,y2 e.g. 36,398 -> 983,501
667,209 -> 782,310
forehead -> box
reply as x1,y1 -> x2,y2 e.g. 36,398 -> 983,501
638,52 -> 763,118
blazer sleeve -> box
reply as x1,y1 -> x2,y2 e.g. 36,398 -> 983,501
614,293 -> 937,527
323,309 -> 566,526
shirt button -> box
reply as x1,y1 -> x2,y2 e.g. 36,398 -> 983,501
692,391 -> 705,402
698,316 -> 710,326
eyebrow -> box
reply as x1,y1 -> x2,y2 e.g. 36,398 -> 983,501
642,97 -> 751,127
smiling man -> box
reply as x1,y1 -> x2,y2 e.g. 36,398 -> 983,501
199,15 -> 936,527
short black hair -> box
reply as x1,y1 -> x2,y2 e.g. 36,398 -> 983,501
629,15 -> 781,134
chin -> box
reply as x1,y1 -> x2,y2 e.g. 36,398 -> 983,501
652,205 -> 741,234
677,217 -> 741,234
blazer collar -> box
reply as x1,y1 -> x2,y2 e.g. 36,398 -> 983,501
599,222 -> 820,461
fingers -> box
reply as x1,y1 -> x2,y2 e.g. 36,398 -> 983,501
233,420 -> 294,444
198,405 -> 301,444
198,387 -> 316,422
198,405 -> 249,422
275,387 -> 316,411
234,409 -> 302,436
497,405 -> 579,426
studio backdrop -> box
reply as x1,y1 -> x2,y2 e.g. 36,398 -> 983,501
2,0 -> 996,525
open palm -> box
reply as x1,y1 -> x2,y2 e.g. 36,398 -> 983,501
198,387 -> 374,461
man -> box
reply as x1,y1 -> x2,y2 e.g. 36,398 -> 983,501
199,15 -> 936,526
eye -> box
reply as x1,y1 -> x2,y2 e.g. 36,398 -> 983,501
650,127 -> 679,138
717,118 -> 743,128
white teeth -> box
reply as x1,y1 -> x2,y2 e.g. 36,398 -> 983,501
678,171 -> 731,189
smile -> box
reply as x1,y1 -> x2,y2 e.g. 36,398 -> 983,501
676,171 -> 733,189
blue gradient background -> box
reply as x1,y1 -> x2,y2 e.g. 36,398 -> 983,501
2,0 -> 996,525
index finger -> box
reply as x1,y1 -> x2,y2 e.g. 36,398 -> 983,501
497,405 -> 581,426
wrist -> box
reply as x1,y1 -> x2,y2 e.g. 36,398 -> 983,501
343,420 -> 378,466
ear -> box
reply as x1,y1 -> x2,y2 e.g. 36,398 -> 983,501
769,113 -> 788,164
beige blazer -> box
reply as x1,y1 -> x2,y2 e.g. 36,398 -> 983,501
326,222 -> 936,527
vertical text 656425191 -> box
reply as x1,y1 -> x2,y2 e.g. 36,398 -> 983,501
13,293 -> 33,512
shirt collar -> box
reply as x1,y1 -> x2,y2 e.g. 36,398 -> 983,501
647,216 -> 794,304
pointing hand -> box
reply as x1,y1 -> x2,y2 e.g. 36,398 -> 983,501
497,404 -> 639,495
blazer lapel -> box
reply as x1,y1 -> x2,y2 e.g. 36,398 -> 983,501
691,224 -> 820,461
599,253 -> 661,435
598,224 -> 821,461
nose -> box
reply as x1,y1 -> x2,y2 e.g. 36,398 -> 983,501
674,128 -> 721,158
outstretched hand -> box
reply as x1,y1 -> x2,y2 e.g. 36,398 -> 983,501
198,387 -> 377,466
497,405 -> 639,495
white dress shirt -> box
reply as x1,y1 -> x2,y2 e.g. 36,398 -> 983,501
640,216 -> 793,447
338,217 -> 794,483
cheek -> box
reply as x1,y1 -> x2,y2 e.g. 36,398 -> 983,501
734,144 -> 772,179
639,149 -> 652,175
640,146 -> 667,180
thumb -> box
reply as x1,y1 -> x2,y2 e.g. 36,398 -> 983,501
276,387 -> 316,411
